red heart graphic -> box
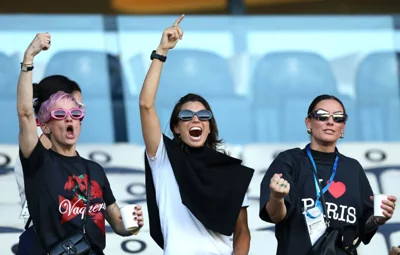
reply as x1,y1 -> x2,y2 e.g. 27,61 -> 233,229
327,181 -> 346,199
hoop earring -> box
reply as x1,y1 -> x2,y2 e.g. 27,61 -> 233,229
307,128 -> 312,134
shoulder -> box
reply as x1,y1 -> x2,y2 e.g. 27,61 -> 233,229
83,158 -> 105,172
338,153 -> 363,169
275,147 -> 305,162
337,152 -> 364,174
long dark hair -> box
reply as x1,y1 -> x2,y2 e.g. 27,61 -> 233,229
169,93 -> 223,151
307,94 -> 347,116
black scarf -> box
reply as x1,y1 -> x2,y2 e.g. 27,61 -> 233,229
144,135 -> 254,249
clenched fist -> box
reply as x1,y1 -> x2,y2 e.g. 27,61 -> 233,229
157,14 -> 184,53
24,33 -> 51,59
270,173 -> 290,201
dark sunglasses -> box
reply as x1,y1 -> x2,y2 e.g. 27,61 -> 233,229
308,110 -> 347,123
50,108 -> 85,121
178,109 -> 213,121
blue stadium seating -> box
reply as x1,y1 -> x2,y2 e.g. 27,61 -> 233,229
355,51 -> 400,141
252,51 -> 356,142
0,52 -> 20,144
125,49 -> 253,145
43,50 -> 115,143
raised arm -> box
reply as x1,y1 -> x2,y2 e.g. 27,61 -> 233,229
259,156 -> 294,224
139,15 -> 184,157
18,33 -> 51,158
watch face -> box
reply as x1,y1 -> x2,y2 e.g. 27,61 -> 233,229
21,65 -> 33,71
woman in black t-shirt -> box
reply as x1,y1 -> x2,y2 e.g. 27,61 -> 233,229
16,33 -> 144,255
259,94 -> 397,255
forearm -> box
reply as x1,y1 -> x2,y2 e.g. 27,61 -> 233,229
233,230 -> 250,255
266,197 -> 287,223
17,55 -> 35,116
364,215 -> 381,234
139,47 -> 168,109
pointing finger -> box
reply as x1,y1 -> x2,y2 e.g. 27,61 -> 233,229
172,14 -> 185,27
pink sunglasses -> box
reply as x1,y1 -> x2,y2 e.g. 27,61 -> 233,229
50,108 -> 85,121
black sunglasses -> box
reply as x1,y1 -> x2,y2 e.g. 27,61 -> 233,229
308,110 -> 348,123
178,109 -> 213,121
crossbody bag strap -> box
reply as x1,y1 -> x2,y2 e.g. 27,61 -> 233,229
30,158 -> 92,253
82,159 -> 91,233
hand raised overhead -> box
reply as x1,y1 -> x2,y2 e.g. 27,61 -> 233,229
25,33 -> 51,59
157,14 -> 185,52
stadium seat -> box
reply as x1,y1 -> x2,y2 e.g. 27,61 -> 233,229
355,51 -> 400,141
125,49 -> 253,145
0,53 -> 20,144
251,51 -> 353,142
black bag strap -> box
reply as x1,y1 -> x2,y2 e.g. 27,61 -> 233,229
29,158 -> 91,252
309,157 -> 361,254
82,160 -> 91,234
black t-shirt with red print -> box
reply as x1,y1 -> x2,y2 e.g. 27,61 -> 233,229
259,145 -> 376,255
19,140 -> 116,254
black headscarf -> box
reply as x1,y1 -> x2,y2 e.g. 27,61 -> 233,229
145,134 -> 254,249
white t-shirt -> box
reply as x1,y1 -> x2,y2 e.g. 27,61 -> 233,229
14,127 -> 43,224
146,135 -> 249,255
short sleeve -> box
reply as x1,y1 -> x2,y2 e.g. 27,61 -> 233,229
146,134 -> 168,172
357,163 -> 376,244
259,153 -> 296,223
102,172 -> 116,206
14,155 -> 26,206
241,193 -> 249,208
19,139 -> 47,178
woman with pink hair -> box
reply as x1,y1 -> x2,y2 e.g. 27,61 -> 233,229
16,33 -> 144,255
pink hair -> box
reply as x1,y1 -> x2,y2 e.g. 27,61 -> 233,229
37,91 -> 79,124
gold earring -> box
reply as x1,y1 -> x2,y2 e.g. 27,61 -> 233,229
340,133 -> 344,139
307,128 -> 312,134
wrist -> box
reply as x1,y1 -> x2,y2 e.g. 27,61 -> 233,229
270,195 -> 284,203
155,46 -> 168,56
374,216 -> 386,225
22,54 -> 34,65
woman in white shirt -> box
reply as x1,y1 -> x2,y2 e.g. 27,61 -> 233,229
140,15 -> 254,255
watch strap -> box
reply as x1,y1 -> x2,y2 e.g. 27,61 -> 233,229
20,62 -> 34,72
150,50 -> 167,62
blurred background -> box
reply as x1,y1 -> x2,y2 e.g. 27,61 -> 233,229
1,0 -> 400,254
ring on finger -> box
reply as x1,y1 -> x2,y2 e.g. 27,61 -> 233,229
280,184 -> 287,188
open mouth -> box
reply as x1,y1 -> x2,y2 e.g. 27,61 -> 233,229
189,127 -> 202,140
66,125 -> 75,138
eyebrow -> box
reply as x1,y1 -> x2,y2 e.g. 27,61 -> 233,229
316,108 -> 344,114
